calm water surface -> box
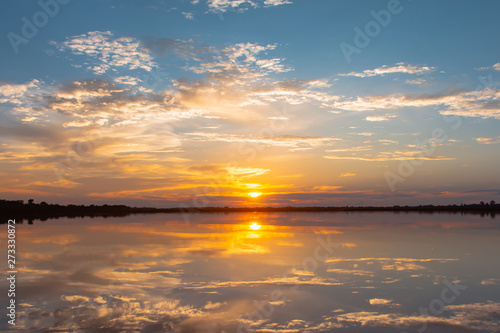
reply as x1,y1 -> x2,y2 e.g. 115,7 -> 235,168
2,212 -> 499,332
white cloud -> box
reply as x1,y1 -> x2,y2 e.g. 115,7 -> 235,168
187,42 -> 291,82
206,0 -> 291,12
368,298 -> 400,307
264,0 -> 291,5
61,295 -> 90,303
62,119 -> 92,128
114,76 -> 141,86
339,63 -> 436,78
365,115 -> 395,122
331,88 -> 500,119
349,132 -> 375,136
0,79 -> 51,123
306,79 -> 332,88
405,78 -> 430,85
56,31 -> 156,74
248,85 -> 341,108
334,302 -> 500,332
324,154 -> 454,162
185,132 -> 338,150
474,136 -> 500,144
0,79 -> 42,105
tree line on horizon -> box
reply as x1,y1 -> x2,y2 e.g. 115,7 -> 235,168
0,198 -> 498,224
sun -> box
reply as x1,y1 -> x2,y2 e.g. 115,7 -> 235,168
248,192 -> 262,198
249,222 -> 261,230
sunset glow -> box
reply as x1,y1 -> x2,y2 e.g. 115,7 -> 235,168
0,1 -> 499,208
2,2 -> 499,332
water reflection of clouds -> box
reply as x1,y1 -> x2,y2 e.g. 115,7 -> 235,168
331,302 -> 500,332
5,212 -> 500,332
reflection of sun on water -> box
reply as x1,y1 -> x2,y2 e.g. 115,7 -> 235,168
248,192 -> 262,198
249,222 -> 261,230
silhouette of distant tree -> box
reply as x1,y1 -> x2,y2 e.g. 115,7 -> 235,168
0,199 -> 498,224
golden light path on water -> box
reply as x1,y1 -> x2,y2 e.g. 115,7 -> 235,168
249,222 -> 262,230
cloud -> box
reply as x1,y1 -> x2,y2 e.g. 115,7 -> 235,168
405,78 -> 432,86
44,79 -> 200,126
204,301 -> 226,310
185,132 -> 338,150
183,275 -> 341,289
62,119 -> 92,128
339,63 -> 436,78
186,42 -> 291,81
312,186 -> 343,192
20,294 -> 200,332
326,257 -> 458,264
114,76 -> 141,86
226,166 -> 270,178
182,11 -> 194,19
324,154 -> 455,162
61,295 -> 90,303
55,31 -> 156,74
339,173 -> 356,178
364,115 -> 396,122
206,0 -> 291,12
264,0 -> 291,5
379,139 -> 398,145
56,35 -> 340,120
474,136 -> 500,144
480,278 -> 499,285
0,78 -> 196,200
368,298 -> 400,307
168,43 -> 344,119
348,132 -> 374,136
330,88 -> 500,119
333,302 -> 500,332
248,82 -> 341,108
0,79 -> 42,104
326,146 -> 372,153
494,63 -> 500,71
0,79 -> 50,123
327,268 -> 374,276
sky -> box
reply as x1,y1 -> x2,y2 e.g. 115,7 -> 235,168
0,0 -> 500,207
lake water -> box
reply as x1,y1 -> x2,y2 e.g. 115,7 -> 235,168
2,212 -> 499,332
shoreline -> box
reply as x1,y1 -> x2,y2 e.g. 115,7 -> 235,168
1,199 -> 498,223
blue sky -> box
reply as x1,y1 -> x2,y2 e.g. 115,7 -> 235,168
1,0 -> 500,206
